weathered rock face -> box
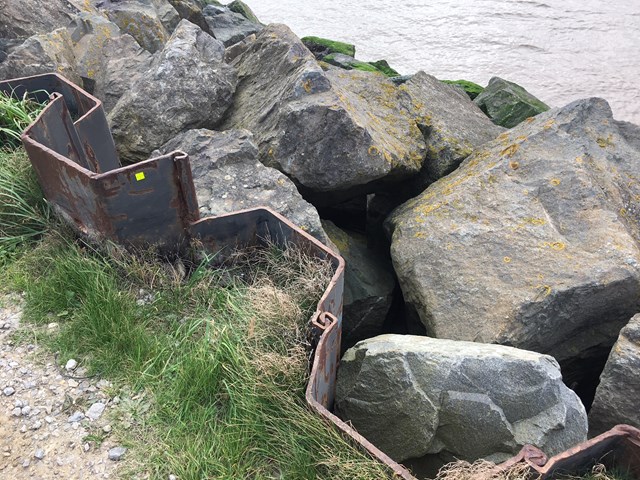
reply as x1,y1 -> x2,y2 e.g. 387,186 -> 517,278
108,20 -> 237,163
403,71 -> 504,186
152,129 -> 328,243
227,0 -> 261,24
0,0 -> 93,40
100,0 -> 179,53
223,24 -> 426,198
589,314 -> 640,435
0,29 -> 81,85
474,76 -> 550,128
336,335 -> 588,463
203,5 -> 262,47
166,0 -> 212,35
386,98 -> 640,363
68,14 -> 153,113
321,221 -> 395,346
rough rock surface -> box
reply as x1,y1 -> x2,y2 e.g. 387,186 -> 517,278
100,0 -> 179,53
152,129 -> 328,243
403,71 -> 504,186
474,76 -> 550,128
167,0 -> 212,35
589,314 -> 640,435
203,5 -> 262,47
227,0 -> 261,24
321,221 -> 395,346
386,98 -> 640,362
223,24 -> 426,198
0,0 -> 93,40
108,20 -> 237,163
68,13 -> 154,113
336,334 -> 588,463
0,28 -> 81,85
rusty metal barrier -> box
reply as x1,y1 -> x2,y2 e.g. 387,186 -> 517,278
498,424 -> 640,479
4,73 -> 637,480
0,73 -> 415,479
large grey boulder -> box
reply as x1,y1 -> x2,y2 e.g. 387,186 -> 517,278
321,221 -> 395,346
0,0 -> 95,40
386,98 -> 640,363
203,5 -> 262,47
68,14 -> 153,113
99,0 -> 180,53
336,335 -> 587,463
222,24 -> 426,198
403,72 -> 504,187
152,129 -> 328,243
0,29 -> 81,85
108,20 -> 237,163
589,314 -> 640,435
474,76 -> 550,128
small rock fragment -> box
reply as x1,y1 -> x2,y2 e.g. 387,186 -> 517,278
67,411 -> 85,423
65,359 -> 78,371
108,446 -> 127,461
34,449 -> 45,460
3,386 -> 15,396
86,402 -> 106,421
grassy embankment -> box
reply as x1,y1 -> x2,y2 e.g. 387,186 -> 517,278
0,90 -> 391,479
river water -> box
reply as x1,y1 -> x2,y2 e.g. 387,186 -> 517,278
250,0 -> 640,124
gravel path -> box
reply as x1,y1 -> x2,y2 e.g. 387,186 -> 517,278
0,295 -> 124,479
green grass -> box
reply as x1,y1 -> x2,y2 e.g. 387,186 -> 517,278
0,89 -> 46,148
3,233 -> 392,479
0,148 -> 51,265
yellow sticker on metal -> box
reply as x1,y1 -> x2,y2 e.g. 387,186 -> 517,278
135,172 -> 145,181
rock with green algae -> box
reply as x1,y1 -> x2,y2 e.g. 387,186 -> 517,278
368,59 -> 400,77
0,28 -> 81,86
474,76 -> 550,128
386,98 -> 640,365
440,79 -> 484,99
321,220 -> 396,347
323,53 -> 400,77
227,0 -> 261,24
222,24 -> 427,200
302,35 -> 355,58
323,53 -> 380,73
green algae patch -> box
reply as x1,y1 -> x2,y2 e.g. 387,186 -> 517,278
302,36 -> 355,57
441,79 -> 484,100
368,60 -> 400,77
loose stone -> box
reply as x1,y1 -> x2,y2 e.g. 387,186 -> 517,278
108,446 -> 126,461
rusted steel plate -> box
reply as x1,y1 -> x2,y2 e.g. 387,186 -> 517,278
498,424 -> 640,479
0,73 -> 119,172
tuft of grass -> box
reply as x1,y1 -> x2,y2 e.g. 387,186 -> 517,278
3,235 -> 392,479
0,89 -> 47,147
0,148 -> 51,264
